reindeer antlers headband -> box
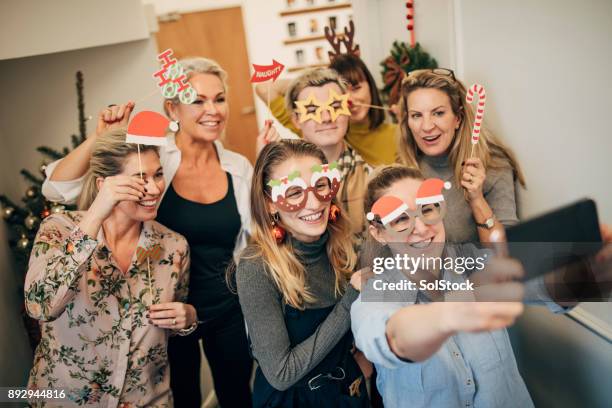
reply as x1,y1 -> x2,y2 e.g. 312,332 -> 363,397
325,20 -> 361,61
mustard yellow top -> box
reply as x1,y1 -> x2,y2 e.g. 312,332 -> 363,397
270,95 -> 398,166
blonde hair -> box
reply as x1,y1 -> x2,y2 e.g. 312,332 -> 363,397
397,69 -> 526,188
78,128 -> 158,210
163,57 -> 228,116
285,68 -> 348,113
246,139 -> 356,309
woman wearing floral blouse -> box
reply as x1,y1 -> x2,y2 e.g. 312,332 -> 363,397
25,129 -> 196,407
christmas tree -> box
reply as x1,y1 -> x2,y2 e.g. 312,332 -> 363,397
0,71 -> 88,350
380,41 -> 438,107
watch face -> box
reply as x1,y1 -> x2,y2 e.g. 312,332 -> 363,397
485,218 -> 495,228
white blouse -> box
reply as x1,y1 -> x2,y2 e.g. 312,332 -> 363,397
42,136 -> 253,262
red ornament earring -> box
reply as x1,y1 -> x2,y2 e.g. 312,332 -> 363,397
328,204 -> 341,223
271,212 -> 286,244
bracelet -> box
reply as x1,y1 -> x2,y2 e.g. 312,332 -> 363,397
177,321 -> 198,336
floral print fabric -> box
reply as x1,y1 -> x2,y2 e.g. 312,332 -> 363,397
25,211 -> 190,407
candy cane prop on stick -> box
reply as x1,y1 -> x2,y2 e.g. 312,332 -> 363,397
466,83 -> 486,157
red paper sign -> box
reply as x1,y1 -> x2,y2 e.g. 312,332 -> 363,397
250,60 -> 285,83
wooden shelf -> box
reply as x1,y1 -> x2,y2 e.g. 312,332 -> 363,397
284,35 -> 325,45
283,34 -> 347,45
287,63 -> 329,73
280,3 -> 351,17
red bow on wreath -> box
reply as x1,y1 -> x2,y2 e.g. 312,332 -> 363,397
383,55 -> 410,106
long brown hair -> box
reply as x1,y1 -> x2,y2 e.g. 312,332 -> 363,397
330,54 -> 385,130
397,69 -> 526,188
78,128 -> 158,210
246,139 -> 357,309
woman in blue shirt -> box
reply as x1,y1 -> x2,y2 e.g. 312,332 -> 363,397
351,165 -> 577,408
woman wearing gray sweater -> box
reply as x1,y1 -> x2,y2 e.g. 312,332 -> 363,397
234,140 -> 368,407
397,69 -> 526,243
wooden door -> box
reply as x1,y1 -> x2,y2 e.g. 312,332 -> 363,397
156,7 -> 258,163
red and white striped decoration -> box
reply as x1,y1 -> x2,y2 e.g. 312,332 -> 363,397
466,84 -> 486,145
406,1 -> 415,48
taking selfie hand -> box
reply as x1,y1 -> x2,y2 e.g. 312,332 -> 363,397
440,301 -> 524,334
461,157 -> 486,201
148,302 -> 197,330
443,256 -> 525,303
88,175 -> 147,221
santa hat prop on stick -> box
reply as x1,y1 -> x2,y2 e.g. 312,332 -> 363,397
126,111 -> 170,146
125,111 -> 171,305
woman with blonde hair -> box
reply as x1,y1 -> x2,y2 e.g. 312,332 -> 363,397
26,129 -> 194,407
41,57 -> 268,406
235,139 -> 368,407
397,68 -> 526,242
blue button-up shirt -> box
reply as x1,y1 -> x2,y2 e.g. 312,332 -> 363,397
351,245 -> 566,408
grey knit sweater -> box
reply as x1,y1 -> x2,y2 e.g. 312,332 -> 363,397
419,153 -> 520,242
235,232 -> 358,391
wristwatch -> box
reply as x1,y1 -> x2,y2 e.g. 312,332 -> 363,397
476,216 -> 495,229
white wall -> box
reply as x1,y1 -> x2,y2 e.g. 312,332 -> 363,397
457,0 -> 612,221
0,0 -> 150,60
0,38 -> 163,202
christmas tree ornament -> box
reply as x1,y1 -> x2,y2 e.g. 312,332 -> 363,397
26,186 -> 38,199
25,214 -> 40,230
40,208 -> 51,219
2,206 -> 15,220
51,204 -> 66,214
17,235 -> 30,250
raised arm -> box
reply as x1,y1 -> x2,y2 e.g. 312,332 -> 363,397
386,302 -> 523,362
43,103 -> 135,203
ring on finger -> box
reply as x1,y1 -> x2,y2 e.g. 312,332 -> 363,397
172,318 -> 177,325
